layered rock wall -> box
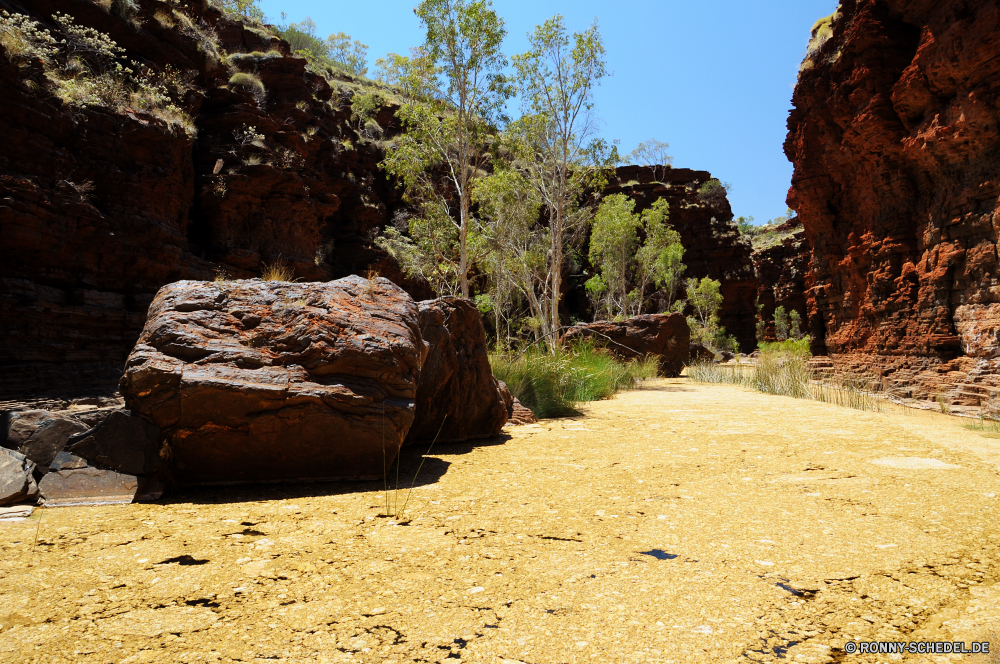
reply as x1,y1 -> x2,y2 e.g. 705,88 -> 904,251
785,0 -> 1000,404
0,0 -> 424,398
593,166 -> 758,352
751,220 -> 812,342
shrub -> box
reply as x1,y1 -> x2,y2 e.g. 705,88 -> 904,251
490,342 -> 658,419
229,71 -> 265,102
697,179 -> 731,209
0,11 -> 59,64
773,305 -> 789,340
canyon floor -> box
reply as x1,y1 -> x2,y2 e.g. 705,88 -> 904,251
1,379 -> 999,664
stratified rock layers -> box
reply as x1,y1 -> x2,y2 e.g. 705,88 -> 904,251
600,167 -> 758,352
120,277 -> 426,484
785,0 -> 1000,403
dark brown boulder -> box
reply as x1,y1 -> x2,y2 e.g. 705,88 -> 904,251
1,410 -> 88,471
561,313 -> 691,377
119,276 -> 427,484
405,297 -> 508,445
67,411 -> 163,477
689,343 -> 716,363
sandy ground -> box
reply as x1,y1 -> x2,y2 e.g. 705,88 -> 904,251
2,378 -> 999,664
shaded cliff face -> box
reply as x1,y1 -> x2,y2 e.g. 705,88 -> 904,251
786,0 -> 1000,403
595,166 -> 758,352
751,220 -> 811,342
0,0 -> 426,398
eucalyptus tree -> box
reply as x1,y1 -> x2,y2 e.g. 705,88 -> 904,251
585,193 -> 642,320
511,15 -> 612,344
635,198 -> 685,311
378,0 -> 510,297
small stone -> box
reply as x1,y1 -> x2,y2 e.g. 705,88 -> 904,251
49,451 -> 88,471
2,410 -> 88,470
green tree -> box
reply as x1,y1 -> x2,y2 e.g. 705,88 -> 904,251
635,198 -> 685,311
685,277 -> 738,352
326,31 -> 368,76
773,305 -> 789,341
512,14 -> 613,345
627,138 -> 672,181
586,194 -> 642,320
735,215 -> 755,234
216,0 -> 264,23
473,166 -> 547,345
789,309 -> 803,339
379,0 -> 510,298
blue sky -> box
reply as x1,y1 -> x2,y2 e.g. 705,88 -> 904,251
258,0 -> 838,225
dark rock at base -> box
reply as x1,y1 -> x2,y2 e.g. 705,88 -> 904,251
561,313 -> 691,377
405,297 -> 508,445
1,410 -> 88,470
497,380 -> 538,425
0,448 -> 38,506
120,277 -> 426,484
38,467 -> 139,507
49,452 -> 88,471
67,411 -> 163,476
689,343 -> 717,363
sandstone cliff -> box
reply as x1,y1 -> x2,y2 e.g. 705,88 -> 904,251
0,0 -> 425,398
785,0 -> 1000,404
594,166 -> 758,352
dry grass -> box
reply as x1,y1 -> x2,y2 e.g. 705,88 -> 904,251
260,260 -> 295,282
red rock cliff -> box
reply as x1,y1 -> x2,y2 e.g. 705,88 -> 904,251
591,166 -> 758,352
0,0 -> 426,398
785,0 -> 1000,404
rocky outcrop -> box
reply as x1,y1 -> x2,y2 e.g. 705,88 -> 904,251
590,167 -> 758,352
785,0 -> 1000,405
0,0 -> 426,399
1,410 -> 88,471
561,313 -> 690,376
405,298 -> 508,445
66,410 -> 163,477
119,277 -> 426,484
751,219 -> 811,341
0,448 -> 37,505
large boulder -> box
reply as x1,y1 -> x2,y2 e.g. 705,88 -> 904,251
560,313 -> 691,377
0,448 -> 38,506
1,410 -> 88,471
404,297 -> 508,444
67,411 -> 163,477
119,277 -> 427,484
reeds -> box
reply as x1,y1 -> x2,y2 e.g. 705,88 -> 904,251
689,352 -> 891,413
490,342 -> 659,419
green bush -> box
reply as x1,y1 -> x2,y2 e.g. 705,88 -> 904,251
757,338 -> 810,356
490,342 -> 658,419
229,71 -> 265,101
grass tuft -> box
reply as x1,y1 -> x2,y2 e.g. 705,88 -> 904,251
490,342 -> 658,419
260,260 -> 295,282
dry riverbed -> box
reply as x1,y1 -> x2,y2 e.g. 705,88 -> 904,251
2,379 -> 999,663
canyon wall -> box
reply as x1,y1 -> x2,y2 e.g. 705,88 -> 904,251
0,0 -> 425,399
751,219 -> 811,343
596,166 -> 758,352
786,0 -> 1000,404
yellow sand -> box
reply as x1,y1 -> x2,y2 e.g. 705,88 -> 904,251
1,379 -> 999,663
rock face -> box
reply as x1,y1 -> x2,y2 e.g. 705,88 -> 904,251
751,219 -> 812,342
66,410 -> 163,477
561,313 -> 691,376
0,0 -> 428,400
405,298 -> 508,445
1,410 -> 88,470
786,0 -> 1000,403
588,167 -> 758,352
0,448 -> 37,506
119,277 -> 426,484
38,467 -> 139,507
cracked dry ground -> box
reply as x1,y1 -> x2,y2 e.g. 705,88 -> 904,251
2,379 -> 1000,664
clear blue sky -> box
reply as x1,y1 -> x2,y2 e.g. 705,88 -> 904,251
259,0 -> 837,225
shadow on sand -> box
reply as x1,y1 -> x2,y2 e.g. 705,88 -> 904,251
159,433 -> 513,506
